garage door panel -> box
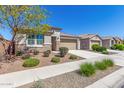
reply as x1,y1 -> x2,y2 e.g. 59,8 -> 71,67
60,39 -> 77,50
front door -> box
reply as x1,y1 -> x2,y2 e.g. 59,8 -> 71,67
52,37 -> 56,51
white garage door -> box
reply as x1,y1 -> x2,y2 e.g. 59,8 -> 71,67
60,39 -> 77,50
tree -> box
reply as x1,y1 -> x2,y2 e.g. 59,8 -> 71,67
0,5 -> 50,57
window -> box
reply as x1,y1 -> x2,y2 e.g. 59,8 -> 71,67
36,35 -> 43,45
27,35 -> 35,45
27,34 -> 43,46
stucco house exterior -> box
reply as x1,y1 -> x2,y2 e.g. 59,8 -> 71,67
102,36 -> 116,48
114,37 -> 123,44
79,34 -> 102,50
15,30 -> 104,51
0,35 -> 10,56
15,27 -> 62,52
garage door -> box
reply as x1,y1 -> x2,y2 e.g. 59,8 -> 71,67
60,39 -> 77,50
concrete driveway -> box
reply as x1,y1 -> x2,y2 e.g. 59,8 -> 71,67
69,50 -> 105,58
69,50 -> 124,66
108,49 -> 124,57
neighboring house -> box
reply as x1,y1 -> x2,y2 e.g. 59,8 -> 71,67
0,35 -> 10,56
79,34 -> 102,50
102,36 -> 116,48
60,32 -> 80,50
114,37 -> 123,44
15,27 -> 62,52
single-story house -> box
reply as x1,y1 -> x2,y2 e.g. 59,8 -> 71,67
102,36 -> 116,48
114,37 -> 123,44
15,27 -> 62,52
79,34 -> 102,50
15,30 -> 103,52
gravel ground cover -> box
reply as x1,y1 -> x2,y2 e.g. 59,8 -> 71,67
0,53 -> 84,74
20,65 -> 121,88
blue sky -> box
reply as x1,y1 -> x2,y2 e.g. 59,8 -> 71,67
1,5 -> 124,40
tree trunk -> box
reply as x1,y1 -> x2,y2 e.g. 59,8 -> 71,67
7,32 -> 16,58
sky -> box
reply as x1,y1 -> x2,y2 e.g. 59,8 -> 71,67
1,5 -> 124,40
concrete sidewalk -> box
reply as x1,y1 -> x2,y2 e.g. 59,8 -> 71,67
0,59 -> 84,88
86,67 -> 124,88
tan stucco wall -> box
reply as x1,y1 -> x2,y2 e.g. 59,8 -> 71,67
44,35 -> 51,44
15,44 -> 51,53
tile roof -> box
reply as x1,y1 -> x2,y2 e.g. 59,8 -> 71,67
60,32 -> 79,38
114,37 -> 122,41
79,34 -> 97,39
101,36 -> 115,40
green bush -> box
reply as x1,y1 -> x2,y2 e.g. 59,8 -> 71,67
102,51 -> 109,54
102,59 -> 114,67
69,55 -> 77,60
117,44 -> 124,50
59,47 -> 69,57
111,44 -> 117,50
21,54 -> 30,60
111,44 -> 124,50
32,80 -> 43,88
51,57 -> 60,63
23,58 -> 40,67
92,44 -> 100,51
95,61 -> 107,70
47,50 -> 51,54
80,63 -> 96,77
33,50 -> 39,55
99,47 -> 107,52
43,50 -> 51,57
92,44 -> 107,52
16,51 -> 23,56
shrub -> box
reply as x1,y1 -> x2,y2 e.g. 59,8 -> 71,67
92,44 -> 100,51
102,51 -> 109,54
43,50 -> 51,57
99,47 -> 107,52
95,61 -> 107,70
102,59 -> 114,67
96,46 -> 107,52
32,80 -> 43,88
59,47 -> 69,57
111,44 -> 124,50
111,44 -> 117,50
92,44 -> 107,52
21,54 -> 30,60
51,57 -> 60,63
117,44 -> 124,50
47,50 -> 51,54
16,51 -> 23,56
80,63 -> 96,77
23,58 -> 40,67
69,55 -> 77,60
33,50 -> 39,55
